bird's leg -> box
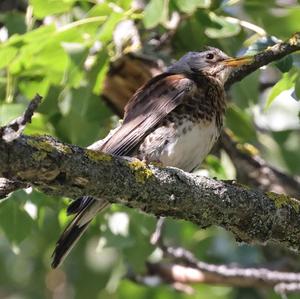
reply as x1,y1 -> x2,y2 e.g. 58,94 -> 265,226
121,156 -> 141,163
123,154 -> 164,167
140,156 -> 164,168
151,217 -> 166,246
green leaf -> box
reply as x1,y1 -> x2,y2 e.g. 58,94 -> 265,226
175,0 -> 211,13
275,55 -> 294,73
231,71 -> 260,108
88,3 -> 113,17
29,0 -> 76,19
245,6 -> 300,38
205,15 -> 239,39
173,11 -> 208,51
89,50 -> 110,94
0,46 -> 18,69
295,75 -> 300,100
18,78 -> 50,99
0,103 -> 27,126
97,13 -> 124,43
63,43 -> 88,88
55,87 -> 110,145
18,40 -> 70,84
0,193 -> 34,245
205,155 -> 227,180
34,41 -> 69,74
22,24 -> 56,43
117,0 -> 133,10
3,12 -> 26,35
266,72 -> 297,109
24,113 -> 55,135
225,104 -> 257,142
143,0 -> 169,29
205,13 -> 240,38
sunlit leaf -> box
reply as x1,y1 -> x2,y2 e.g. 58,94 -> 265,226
18,77 -> 50,99
90,50 -> 110,94
0,103 -> 27,126
175,0 -> 211,13
24,113 -> 55,135
143,0 -> 169,29
0,46 -> 18,69
266,72 -> 297,109
97,13 -> 124,43
29,0 -> 76,19
205,13 -> 240,38
205,155 -> 228,179
62,43 -> 88,88
88,3 -> 113,17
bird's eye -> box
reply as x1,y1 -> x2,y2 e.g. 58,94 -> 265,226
206,53 -> 214,60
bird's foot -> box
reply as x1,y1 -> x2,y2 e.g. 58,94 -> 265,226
122,156 -> 163,168
122,156 -> 140,163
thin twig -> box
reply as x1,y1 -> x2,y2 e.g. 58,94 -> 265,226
0,94 -> 42,142
150,217 -> 165,246
128,220 -> 300,293
225,32 -> 300,88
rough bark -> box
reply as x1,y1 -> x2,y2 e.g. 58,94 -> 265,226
1,134 -> 300,252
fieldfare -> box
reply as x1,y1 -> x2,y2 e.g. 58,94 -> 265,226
52,47 -> 252,267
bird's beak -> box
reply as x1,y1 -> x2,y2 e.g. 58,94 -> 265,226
223,56 -> 253,67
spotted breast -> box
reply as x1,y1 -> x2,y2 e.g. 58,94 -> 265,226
137,117 -> 220,172
136,74 -> 225,172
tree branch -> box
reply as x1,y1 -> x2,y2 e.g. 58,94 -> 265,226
1,133 -> 300,251
127,218 -> 300,295
221,130 -> 300,198
134,261 -> 300,295
225,32 -> 300,88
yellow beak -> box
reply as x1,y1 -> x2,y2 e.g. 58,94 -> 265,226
223,56 -> 253,67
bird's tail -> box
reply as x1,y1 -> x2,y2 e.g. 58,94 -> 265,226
51,196 -> 109,268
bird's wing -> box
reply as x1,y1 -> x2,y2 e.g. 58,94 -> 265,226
100,73 -> 194,155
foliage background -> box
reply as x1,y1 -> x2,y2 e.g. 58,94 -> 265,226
0,0 -> 300,298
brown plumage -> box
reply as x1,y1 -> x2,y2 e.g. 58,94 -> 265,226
51,48 -> 252,268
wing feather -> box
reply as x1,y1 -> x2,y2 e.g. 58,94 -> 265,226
101,73 -> 194,156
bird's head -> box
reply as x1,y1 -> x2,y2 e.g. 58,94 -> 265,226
167,47 -> 253,84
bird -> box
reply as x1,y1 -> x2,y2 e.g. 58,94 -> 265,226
51,47 -> 252,268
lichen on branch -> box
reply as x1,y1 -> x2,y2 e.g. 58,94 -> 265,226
1,133 -> 300,252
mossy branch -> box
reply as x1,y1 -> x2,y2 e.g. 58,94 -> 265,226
1,134 -> 300,251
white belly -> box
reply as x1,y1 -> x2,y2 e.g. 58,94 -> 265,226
159,119 -> 220,172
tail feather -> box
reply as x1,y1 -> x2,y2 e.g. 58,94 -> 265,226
51,197 -> 108,268
66,196 -> 94,215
